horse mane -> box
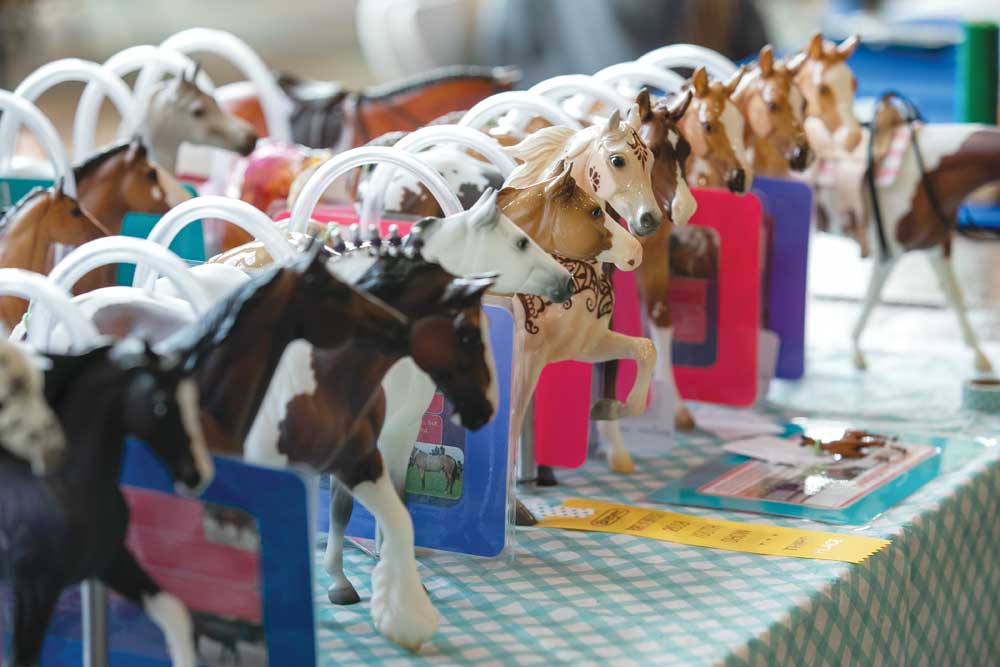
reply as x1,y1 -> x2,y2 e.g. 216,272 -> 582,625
351,250 -> 446,307
504,125 -> 578,187
161,263 -> 285,367
361,65 -> 519,102
73,140 -> 135,181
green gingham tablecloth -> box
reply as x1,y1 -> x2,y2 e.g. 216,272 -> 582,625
314,345 -> 1000,667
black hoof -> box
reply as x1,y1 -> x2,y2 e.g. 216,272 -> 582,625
328,584 -> 361,606
536,465 -> 559,487
514,499 -> 539,526
590,398 -> 625,421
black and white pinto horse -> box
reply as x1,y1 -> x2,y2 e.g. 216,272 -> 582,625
0,338 -> 214,667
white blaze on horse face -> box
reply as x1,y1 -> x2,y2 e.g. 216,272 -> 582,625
824,62 -> 862,150
672,175 -> 697,226
176,378 -> 213,495
721,101 -> 752,181
595,214 -> 643,271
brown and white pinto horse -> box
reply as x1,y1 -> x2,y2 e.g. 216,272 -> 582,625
222,65 -> 519,150
0,139 -> 189,328
796,34 -> 997,372
679,66 -> 754,193
732,45 -> 812,177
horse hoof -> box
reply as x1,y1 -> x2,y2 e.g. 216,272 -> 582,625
974,351 -> 994,373
328,583 -> 361,606
590,399 -> 625,421
675,407 -> 696,431
607,448 -> 635,475
852,349 -> 867,370
514,500 -> 539,526
537,465 -> 559,486
370,557 -> 440,651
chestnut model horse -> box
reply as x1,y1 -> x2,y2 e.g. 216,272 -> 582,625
0,139 -> 190,328
731,44 -> 812,177
223,65 -> 519,150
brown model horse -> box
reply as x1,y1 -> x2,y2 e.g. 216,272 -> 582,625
0,139 -> 189,329
222,65 -> 519,149
731,44 -> 812,177
679,65 -> 753,193
789,33 -> 862,153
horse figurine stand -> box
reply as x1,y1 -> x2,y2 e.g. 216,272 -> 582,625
638,43 -> 740,80
0,90 -> 76,203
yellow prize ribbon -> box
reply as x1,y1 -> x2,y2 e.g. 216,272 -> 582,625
538,498 -> 889,564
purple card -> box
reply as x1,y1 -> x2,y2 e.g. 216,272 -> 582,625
752,176 -> 813,379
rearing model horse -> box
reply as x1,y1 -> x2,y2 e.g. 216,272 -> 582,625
0,139 -> 190,329
796,34 -> 997,372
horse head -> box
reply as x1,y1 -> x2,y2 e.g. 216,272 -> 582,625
678,66 -> 753,194
416,188 -> 574,303
634,88 -> 697,226
114,338 -> 213,495
732,45 -> 812,173
498,160 -> 641,271
144,69 -> 259,173
788,33 -> 861,154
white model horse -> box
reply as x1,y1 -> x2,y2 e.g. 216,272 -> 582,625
0,339 -> 66,475
504,107 -> 663,239
793,34 -> 995,373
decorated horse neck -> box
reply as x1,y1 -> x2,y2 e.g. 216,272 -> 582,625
517,256 -> 613,335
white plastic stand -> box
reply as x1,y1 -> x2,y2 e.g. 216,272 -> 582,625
0,91 -> 76,197
637,44 -> 739,80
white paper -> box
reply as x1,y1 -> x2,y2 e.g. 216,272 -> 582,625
723,435 -> 827,465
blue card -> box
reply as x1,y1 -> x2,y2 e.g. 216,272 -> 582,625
752,176 -> 813,380
0,176 -> 52,217
319,304 -> 515,558
4,440 -> 317,666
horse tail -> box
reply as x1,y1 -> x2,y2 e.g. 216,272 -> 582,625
504,125 -> 577,187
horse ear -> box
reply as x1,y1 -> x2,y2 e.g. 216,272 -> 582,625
606,109 -> 621,133
785,52 -> 806,75
441,274 -> 497,309
471,189 -> 500,229
666,89 -> 693,121
759,45 -> 774,77
836,34 -> 860,59
626,103 -> 642,131
125,138 -> 148,164
543,161 -> 576,201
806,32 -> 824,60
691,66 -> 709,97
724,65 -> 746,95
636,88 -> 653,120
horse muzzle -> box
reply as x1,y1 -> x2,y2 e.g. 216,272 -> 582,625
453,397 -> 494,431
726,169 -> 747,194
788,143 -> 812,171
548,274 -> 575,304
629,210 -> 662,238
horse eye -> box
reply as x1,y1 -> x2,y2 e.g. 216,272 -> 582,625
819,84 -> 831,96
768,101 -> 780,112
591,207 -> 603,219
191,106 -> 206,118
516,236 -> 529,251
703,122 -> 713,133
610,155 -> 626,168
146,169 -> 158,182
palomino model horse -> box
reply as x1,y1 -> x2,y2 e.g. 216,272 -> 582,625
0,339 -> 66,475
223,65 -> 519,149
731,45 -> 812,177
1,338 -> 214,667
0,138 -> 190,328
142,69 -> 259,174
794,34 -> 996,372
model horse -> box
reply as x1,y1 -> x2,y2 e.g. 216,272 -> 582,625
677,65 -> 754,193
0,338 -> 214,667
505,106 -> 663,238
0,138 -> 190,328
731,45 -> 812,177
793,34 -> 996,372
0,339 -> 65,475
222,65 -> 519,149
319,176 -> 635,618
142,69 -> 259,174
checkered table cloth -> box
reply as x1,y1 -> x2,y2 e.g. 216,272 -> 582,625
315,346 -> 1000,667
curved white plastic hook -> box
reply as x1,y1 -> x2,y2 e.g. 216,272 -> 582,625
0,91 -> 76,197
638,44 -> 739,80
360,124 -> 515,230
289,146 -> 462,235
135,28 -> 293,143
0,59 -> 137,166
593,62 -> 687,97
74,45 -> 216,160
0,268 -> 99,350
458,91 -> 583,131
134,196 -> 295,289
529,75 -> 632,114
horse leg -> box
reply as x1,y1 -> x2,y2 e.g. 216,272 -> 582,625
325,478 -> 362,605
852,257 -> 897,370
649,323 -> 694,430
12,579 -> 61,667
928,247 -> 993,372
103,546 -> 196,667
374,415 -> 422,557
343,457 -> 439,651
